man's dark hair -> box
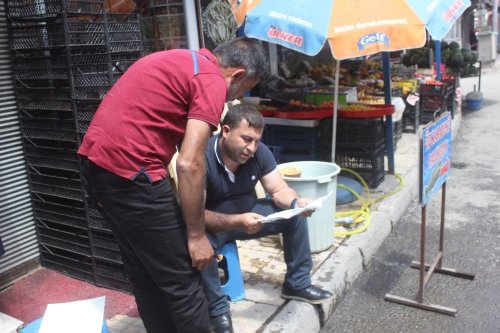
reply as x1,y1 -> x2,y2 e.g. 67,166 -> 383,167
223,104 -> 265,130
213,37 -> 270,81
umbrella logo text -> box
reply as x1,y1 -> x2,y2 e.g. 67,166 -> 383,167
443,0 -> 464,22
268,26 -> 304,47
357,32 -> 389,51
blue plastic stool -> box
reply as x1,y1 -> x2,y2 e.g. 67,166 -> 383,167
218,241 -> 245,301
20,317 -> 109,333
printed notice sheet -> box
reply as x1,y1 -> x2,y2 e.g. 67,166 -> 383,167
259,191 -> 335,223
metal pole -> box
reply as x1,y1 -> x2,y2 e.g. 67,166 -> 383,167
439,182 -> 446,259
418,205 -> 426,303
184,0 -> 200,50
382,52 -> 395,174
331,61 -> 340,162
494,0 -> 499,53
435,41 -> 442,81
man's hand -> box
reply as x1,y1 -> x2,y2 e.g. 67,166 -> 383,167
187,234 -> 214,271
296,197 -> 315,217
238,212 -> 264,234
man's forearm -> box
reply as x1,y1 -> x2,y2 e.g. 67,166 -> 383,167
272,187 -> 300,210
204,210 -> 239,232
177,163 -> 206,238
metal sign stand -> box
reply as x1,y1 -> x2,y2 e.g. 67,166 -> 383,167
385,182 -> 475,315
386,112 -> 474,315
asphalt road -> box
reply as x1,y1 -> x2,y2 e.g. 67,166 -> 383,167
321,69 -> 500,333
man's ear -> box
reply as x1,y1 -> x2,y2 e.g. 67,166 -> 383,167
221,124 -> 231,136
231,68 -> 246,82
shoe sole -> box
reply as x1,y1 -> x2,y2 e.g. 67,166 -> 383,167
281,293 -> 334,305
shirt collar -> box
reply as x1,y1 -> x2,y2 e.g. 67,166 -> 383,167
214,135 -> 236,183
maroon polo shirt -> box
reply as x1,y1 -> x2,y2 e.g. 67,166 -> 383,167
78,48 -> 226,182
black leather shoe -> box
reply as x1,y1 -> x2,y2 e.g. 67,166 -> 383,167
210,312 -> 234,333
281,285 -> 334,304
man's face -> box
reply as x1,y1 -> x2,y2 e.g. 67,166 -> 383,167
226,76 -> 259,102
221,119 -> 264,166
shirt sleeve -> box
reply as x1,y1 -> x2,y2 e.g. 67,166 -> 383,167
256,144 -> 278,176
188,73 -> 226,129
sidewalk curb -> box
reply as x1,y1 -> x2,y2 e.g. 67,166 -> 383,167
261,109 -> 463,332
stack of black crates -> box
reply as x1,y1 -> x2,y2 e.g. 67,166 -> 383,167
419,77 -> 457,125
5,0 -> 143,292
334,116 -> 386,188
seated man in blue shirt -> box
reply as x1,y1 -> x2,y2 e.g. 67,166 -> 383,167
203,104 -> 333,333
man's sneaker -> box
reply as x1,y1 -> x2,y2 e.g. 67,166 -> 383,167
281,285 -> 334,304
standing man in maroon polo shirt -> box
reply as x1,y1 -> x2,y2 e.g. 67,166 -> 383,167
78,37 -> 269,333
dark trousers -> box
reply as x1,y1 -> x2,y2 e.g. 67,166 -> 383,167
82,160 -> 209,333
201,199 -> 313,317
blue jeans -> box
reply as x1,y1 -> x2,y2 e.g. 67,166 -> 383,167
202,199 -> 313,317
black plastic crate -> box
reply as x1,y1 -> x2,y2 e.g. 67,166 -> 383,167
110,52 -> 141,73
403,101 -> 420,133
335,146 -> 385,188
32,197 -> 86,219
264,124 -> 322,155
71,64 -> 111,87
94,259 -> 131,292
90,230 -> 122,264
12,56 -> 69,81
420,83 -> 446,96
95,275 -> 132,293
72,86 -> 109,100
420,94 -> 445,112
108,15 -> 142,53
16,94 -> 73,112
40,245 -> 94,283
442,76 -> 458,96
392,119 -> 403,150
8,19 -> 108,50
22,127 -> 77,142
34,209 -> 87,229
336,117 -> 386,150
20,109 -> 74,122
21,117 -> 75,132
420,109 -> 442,125
36,220 -> 90,255
75,100 -> 100,133
31,192 -> 83,210
42,259 -> 95,284
24,146 -> 79,171
30,181 -> 84,201
278,151 -> 322,163
446,92 -> 456,118
86,203 -> 112,232
28,167 -> 81,189
5,0 -> 105,19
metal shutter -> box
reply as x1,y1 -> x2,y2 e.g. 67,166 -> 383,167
0,1 -> 39,287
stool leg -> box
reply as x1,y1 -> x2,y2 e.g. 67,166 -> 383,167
219,242 -> 245,301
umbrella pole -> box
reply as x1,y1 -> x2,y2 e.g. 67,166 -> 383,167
331,60 -> 340,162
382,52 -> 395,174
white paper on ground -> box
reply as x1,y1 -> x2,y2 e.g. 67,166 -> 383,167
39,296 -> 106,333
259,191 -> 335,223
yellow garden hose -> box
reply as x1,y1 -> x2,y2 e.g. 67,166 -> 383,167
335,168 -> 404,236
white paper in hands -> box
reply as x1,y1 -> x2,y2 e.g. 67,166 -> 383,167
258,191 -> 335,223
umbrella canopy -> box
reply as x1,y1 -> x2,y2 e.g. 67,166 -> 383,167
232,0 -> 470,57
230,0 -> 471,165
